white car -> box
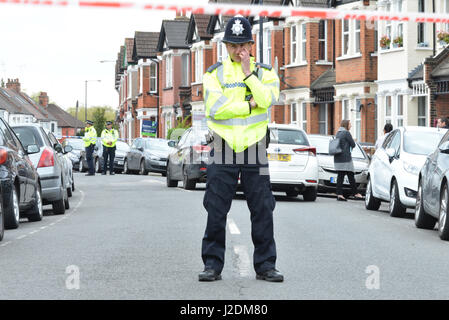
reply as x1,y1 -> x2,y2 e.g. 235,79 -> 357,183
308,134 -> 370,197
365,126 -> 447,217
267,124 -> 319,201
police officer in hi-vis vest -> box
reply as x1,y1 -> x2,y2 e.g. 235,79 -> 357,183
101,121 -> 119,175
199,16 -> 283,282
83,120 -> 97,176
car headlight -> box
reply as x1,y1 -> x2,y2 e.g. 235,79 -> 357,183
149,155 -> 160,161
403,162 -> 420,175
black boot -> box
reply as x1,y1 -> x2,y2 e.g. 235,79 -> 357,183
256,269 -> 284,282
198,269 -> 222,281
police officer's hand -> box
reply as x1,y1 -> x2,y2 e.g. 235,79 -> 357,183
249,97 -> 257,110
239,48 -> 252,77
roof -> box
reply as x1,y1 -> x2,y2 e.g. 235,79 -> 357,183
0,88 -> 24,114
19,92 -> 58,122
157,20 -> 190,51
311,69 -> 336,90
132,31 -> 160,60
125,38 -> 136,65
0,88 -> 48,121
186,14 -> 213,44
46,104 -> 85,128
119,46 -> 126,71
408,64 -> 424,81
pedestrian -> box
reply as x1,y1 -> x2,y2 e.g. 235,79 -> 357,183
437,117 -> 444,128
442,118 -> 449,129
334,120 -> 363,201
199,16 -> 283,282
101,121 -> 119,175
375,123 -> 393,149
82,120 -> 97,176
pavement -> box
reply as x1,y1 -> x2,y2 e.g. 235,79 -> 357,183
1,172 -> 449,300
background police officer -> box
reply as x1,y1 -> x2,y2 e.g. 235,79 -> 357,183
101,121 -> 119,175
83,120 -> 97,176
199,16 -> 283,282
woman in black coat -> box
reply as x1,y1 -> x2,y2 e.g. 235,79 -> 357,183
334,120 -> 363,201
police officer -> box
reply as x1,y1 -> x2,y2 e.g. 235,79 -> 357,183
101,121 -> 119,175
83,120 -> 97,176
199,16 -> 283,282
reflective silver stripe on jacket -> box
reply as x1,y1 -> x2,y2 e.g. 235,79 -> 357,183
207,107 -> 272,126
217,64 -> 224,85
209,95 -> 229,119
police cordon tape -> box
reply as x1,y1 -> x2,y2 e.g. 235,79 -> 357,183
2,0 -> 449,24
56,134 -> 131,142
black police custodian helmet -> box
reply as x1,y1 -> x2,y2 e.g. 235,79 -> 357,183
222,16 -> 254,44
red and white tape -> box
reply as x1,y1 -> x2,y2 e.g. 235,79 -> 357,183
2,0 -> 449,23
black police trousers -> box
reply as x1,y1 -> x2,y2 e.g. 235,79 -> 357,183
85,144 -> 95,174
103,146 -> 116,173
201,142 -> 277,275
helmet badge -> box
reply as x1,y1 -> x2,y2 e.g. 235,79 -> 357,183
231,19 -> 244,36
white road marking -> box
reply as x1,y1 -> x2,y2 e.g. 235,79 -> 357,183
40,226 -> 47,230
49,223 -> 55,226
227,218 -> 241,235
177,187 -> 193,193
233,245 -> 252,277
0,241 -> 11,247
29,230 -> 39,235
16,235 -> 27,240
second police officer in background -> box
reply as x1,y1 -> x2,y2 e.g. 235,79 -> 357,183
83,120 -> 97,176
101,121 -> 119,175
199,16 -> 283,282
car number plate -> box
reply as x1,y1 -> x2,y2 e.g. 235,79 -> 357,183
268,153 -> 291,162
330,176 -> 350,185
118,161 -> 124,165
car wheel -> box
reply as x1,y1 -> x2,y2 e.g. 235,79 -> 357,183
72,181 -> 75,192
365,177 -> 381,211
123,159 -> 129,174
52,184 -> 66,215
28,186 -> 43,222
389,180 -> 406,218
415,180 -> 437,229
64,188 -> 70,210
79,158 -> 87,172
140,160 -> 148,175
183,166 -> 196,190
303,187 -> 317,202
285,190 -> 299,198
95,158 -> 101,173
0,204 -> 4,241
438,184 -> 449,240
166,162 -> 178,188
67,186 -> 72,198
4,186 -> 20,229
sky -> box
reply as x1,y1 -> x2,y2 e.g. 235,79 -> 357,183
0,1 -> 205,111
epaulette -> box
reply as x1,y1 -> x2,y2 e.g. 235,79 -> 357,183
255,62 -> 272,70
206,62 -> 222,73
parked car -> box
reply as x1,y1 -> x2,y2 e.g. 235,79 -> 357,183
12,124 -> 71,215
95,140 -> 130,173
308,134 -> 370,197
415,129 -> 449,240
47,131 -> 74,197
266,124 -> 318,201
166,127 -> 210,190
124,138 -> 171,175
0,118 -> 42,232
62,138 -> 85,171
365,126 -> 447,217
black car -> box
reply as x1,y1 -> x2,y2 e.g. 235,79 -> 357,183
0,118 -> 42,235
123,138 -> 171,175
95,140 -> 130,173
166,127 -> 210,190
415,129 -> 449,240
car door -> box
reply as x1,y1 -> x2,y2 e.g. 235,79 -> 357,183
429,133 -> 449,212
48,132 -> 68,188
374,130 -> 399,199
172,129 -> 191,179
129,139 -> 141,170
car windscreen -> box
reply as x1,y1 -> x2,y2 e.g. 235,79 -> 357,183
146,139 -> 171,151
187,130 -> 209,146
116,141 -> 130,151
403,131 -> 446,155
12,126 -> 44,148
270,128 -> 309,146
66,139 -> 84,150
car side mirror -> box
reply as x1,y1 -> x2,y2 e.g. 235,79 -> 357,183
64,145 -> 73,153
54,144 -> 63,153
138,147 -> 144,152
386,148 -> 396,160
439,141 -> 449,154
26,144 -> 40,155
168,141 -> 177,148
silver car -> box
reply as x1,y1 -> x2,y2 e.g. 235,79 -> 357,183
12,124 -> 71,214
308,134 -> 370,197
48,131 -> 74,197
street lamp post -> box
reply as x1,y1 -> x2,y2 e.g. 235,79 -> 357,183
84,79 -> 101,121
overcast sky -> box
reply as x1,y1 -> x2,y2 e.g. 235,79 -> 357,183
0,2 -> 203,111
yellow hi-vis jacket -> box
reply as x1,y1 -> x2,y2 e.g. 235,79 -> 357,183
83,126 -> 97,147
203,56 -> 280,153
101,128 -> 119,147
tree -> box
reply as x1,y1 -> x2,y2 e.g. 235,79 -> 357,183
92,108 -> 107,135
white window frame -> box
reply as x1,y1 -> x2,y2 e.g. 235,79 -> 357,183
385,96 -> 392,124
217,39 -> 228,62
149,63 -> 157,93
418,96 -> 427,126
165,55 -> 172,88
290,102 -> 298,124
396,95 -> 404,127
181,53 -> 190,87
290,25 -> 298,64
139,65 -> 143,95
445,0 -> 449,32
318,20 -> 327,61
301,102 -> 307,131
318,104 -> 328,135
342,99 -> 350,120
128,72 -> 132,99
195,49 -> 203,83
301,22 -> 307,62
355,20 -> 361,53
417,0 -> 426,45
355,98 -> 362,141
266,28 -> 272,64
342,19 -> 350,56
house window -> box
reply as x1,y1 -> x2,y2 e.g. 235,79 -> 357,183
301,102 -> 307,131
342,99 -> 350,120
355,20 -> 361,53
318,20 -> 327,61
397,95 -> 404,127
181,53 -> 190,87
266,29 -> 272,64
342,19 -> 350,56
301,22 -> 307,62
150,63 -> 157,93
195,49 -> 203,83
374,21 -> 378,52
139,65 -> 143,95
217,39 -> 228,62
418,96 -> 427,126
165,55 -> 172,88
319,104 -> 327,134
445,0 -> 449,32
51,123 -> 55,133
355,99 -> 361,141
385,96 -> 392,124
291,25 -> 297,64
418,0 -> 425,44
291,102 -> 298,124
